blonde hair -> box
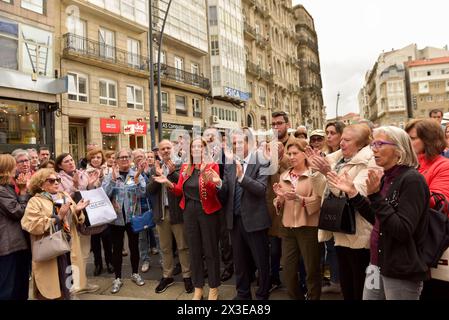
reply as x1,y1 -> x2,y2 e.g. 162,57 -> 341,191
0,154 -> 16,185
28,168 -> 57,195
344,124 -> 372,148
373,126 -> 419,168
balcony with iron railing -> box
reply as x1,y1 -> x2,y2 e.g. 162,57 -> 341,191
157,63 -> 210,93
255,34 -> 269,48
62,33 -> 149,77
246,60 -> 273,84
244,21 -> 257,39
296,23 -> 317,38
296,35 -> 319,52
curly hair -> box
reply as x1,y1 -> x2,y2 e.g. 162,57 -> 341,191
28,168 -> 56,195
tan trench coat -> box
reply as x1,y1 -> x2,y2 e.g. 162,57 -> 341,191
21,192 -> 84,299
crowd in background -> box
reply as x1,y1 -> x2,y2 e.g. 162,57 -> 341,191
1,108 -> 449,300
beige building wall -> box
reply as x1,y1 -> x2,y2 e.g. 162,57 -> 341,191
57,1 -> 151,159
242,0 -> 301,131
408,61 -> 449,119
294,4 -> 324,130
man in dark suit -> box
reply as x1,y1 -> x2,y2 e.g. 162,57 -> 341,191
220,128 -> 271,300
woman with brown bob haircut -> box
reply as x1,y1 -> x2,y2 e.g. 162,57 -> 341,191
405,119 -> 449,299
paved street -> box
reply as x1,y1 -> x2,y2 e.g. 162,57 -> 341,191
64,246 -> 343,300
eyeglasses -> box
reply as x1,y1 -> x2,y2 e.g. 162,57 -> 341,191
370,140 -> 397,149
117,156 -> 130,161
45,177 -> 61,184
17,159 -> 30,164
271,121 -> 286,127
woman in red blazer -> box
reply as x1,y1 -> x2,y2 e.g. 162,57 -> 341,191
154,137 -> 222,300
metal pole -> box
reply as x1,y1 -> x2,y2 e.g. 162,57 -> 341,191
336,92 -> 340,120
148,0 -> 156,148
156,0 -> 173,142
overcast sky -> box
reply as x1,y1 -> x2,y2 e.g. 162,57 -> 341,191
293,0 -> 449,119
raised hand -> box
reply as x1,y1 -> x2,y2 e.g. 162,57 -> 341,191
87,170 -> 100,187
283,187 -> 298,201
273,183 -> 285,197
310,156 -> 331,175
73,170 -> 80,188
366,169 -> 383,196
75,199 -> 90,212
166,160 -> 176,175
153,175 -> 174,189
58,202 -> 71,220
236,160 -> 243,179
204,169 -> 221,186
112,164 -> 119,181
154,160 -> 163,176
327,171 -> 357,197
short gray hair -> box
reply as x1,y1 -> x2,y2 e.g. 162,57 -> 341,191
115,148 -> 132,159
11,149 -> 30,160
373,126 -> 418,168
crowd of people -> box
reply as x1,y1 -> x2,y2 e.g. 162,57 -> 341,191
1,108 -> 449,300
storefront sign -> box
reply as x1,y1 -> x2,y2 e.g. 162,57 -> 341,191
0,69 -> 68,94
123,125 -> 135,135
224,87 -> 249,101
100,118 -> 121,133
160,122 -> 194,131
127,121 -> 147,135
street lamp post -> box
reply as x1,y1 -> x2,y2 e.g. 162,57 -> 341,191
335,92 -> 340,120
148,0 -> 173,149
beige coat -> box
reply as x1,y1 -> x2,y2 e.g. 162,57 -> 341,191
266,134 -> 298,237
275,169 -> 326,233
21,192 -> 84,299
311,145 -> 380,249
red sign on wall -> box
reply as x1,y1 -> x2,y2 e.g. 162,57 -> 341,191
100,118 -> 121,133
127,121 -> 147,135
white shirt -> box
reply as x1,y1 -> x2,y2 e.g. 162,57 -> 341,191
237,153 -> 252,183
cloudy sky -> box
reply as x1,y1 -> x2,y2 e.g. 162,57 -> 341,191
292,0 -> 449,119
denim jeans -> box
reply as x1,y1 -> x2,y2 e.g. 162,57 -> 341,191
325,238 -> 339,283
139,227 -> 158,262
363,264 -> 423,300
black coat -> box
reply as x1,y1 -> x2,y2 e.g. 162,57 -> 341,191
349,167 -> 430,281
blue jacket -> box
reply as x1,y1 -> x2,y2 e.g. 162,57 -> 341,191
102,169 -> 146,226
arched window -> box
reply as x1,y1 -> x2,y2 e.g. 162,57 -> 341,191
247,114 -> 254,128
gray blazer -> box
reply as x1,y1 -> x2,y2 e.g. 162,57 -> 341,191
146,166 -> 183,225
220,152 -> 271,233
0,185 -> 30,256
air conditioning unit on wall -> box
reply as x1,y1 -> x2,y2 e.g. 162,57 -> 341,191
211,115 -> 219,124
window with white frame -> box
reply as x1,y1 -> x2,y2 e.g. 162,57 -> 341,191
161,92 -> 169,113
127,38 -> 140,68
21,0 -> 44,14
127,85 -> 143,109
2,0 -> 12,4
211,35 -> 219,56
192,98 -> 201,118
0,16 -> 18,70
258,86 -> 266,105
99,27 -> 115,60
212,66 -> 220,87
121,0 -> 147,26
99,79 -> 117,106
209,6 -> 217,26
68,72 -> 88,102
175,95 -> 187,115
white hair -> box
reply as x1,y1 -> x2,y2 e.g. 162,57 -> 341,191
373,126 -> 418,168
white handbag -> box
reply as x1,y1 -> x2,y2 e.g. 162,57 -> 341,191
31,224 -> 71,262
430,248 -> 449,282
